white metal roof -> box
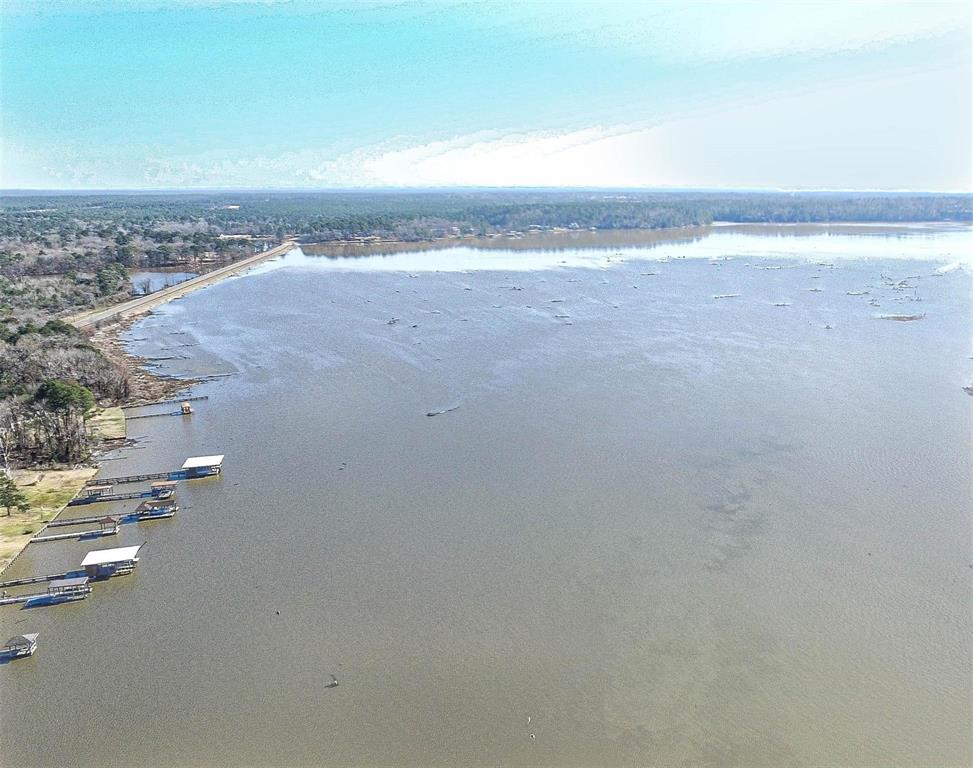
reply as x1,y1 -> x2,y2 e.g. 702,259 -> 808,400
181,455 -> 224,470
80,545 -> 143,567
49,576 -> 90,589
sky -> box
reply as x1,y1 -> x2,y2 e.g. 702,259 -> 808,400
0,0 -> 970,190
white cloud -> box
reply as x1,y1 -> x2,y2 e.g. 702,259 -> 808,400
3,46 -> 966,191
311,65 -> 970,191
483,1 -> 970,63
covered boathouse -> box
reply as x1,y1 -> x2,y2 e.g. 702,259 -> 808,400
2,633 -> 39,659
150,480 -> 177,498
46,576 -> 91,600
81,544 -> 143,579
180,455 -> 224,479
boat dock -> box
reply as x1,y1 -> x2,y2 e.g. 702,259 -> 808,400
1,545 -> 145,608
30,519 -> 119,544
0,570 -> 82,591
127,502 -> 178,521
1,633 -> 39,660
127,410 -> 187,421
0,576 -> 92,607
81,455 -> 224,489
121,395 -> 208,410
81,545 -> 143,579
82,472 -> 173,487
68,480 -> 176,506
68,472 -> 169,500
48,512 -> 126,528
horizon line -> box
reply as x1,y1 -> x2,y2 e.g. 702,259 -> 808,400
1,185 -> 971,196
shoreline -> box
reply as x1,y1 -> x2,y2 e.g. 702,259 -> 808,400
86,219 -> 973,412
89,314 -> 199,405
6,220 -> 963,577
68,238 -> 298,330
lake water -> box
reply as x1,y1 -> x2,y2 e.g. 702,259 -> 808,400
2,225 -> 971,767
129,270 -> 198,296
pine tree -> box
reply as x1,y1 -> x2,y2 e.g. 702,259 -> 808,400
0,474 -> 29,517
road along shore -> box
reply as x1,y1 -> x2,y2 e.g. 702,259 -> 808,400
69,239 -> 297,330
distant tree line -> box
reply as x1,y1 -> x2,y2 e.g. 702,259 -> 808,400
0,188 -> 968,465
2,190 -> 969,249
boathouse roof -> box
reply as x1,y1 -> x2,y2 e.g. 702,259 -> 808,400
48,576 -> 90,590
4,633 -> 38,648
181,455 -> 224,470
80,544 -> 142,567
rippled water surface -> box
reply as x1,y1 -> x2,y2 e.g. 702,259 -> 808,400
2,226 -> 971,767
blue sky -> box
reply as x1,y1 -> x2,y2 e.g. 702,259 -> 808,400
1,0 -> 969,190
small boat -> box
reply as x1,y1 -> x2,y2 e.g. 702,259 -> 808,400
326,675 -> 339,689
1,633 -> 39,660
131,502 -> 178,522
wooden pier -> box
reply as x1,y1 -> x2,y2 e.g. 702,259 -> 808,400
5,577 -> 94,608
49,513 -> 120,528
122,395 -> 208,410
0,573 -> 91,606
82,455 -> 223,489
0,570 -> 80,591
2,545 -> 145,604
68,487 -> 174,506
30,525 -> 119,544
0,593 -> 40,607
47,503 -> 176,531
69,490 -> 146,506
69,480 -> 176,506
83,471 -> 172,487
126,410 -> 186,421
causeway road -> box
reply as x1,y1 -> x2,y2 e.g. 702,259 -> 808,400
69,239 -> 297,330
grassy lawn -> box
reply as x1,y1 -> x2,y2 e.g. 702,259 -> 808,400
87,406 -> 127,441
0,468 -> 98,573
